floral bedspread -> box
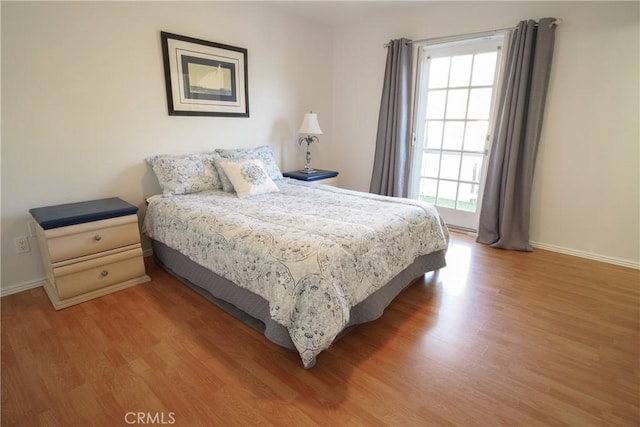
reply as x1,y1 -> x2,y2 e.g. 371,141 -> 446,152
143,180 -> 449,367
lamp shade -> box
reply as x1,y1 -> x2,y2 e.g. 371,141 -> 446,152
298,112 -> 323,135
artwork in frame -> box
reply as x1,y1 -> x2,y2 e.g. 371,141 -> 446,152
161,31 -> 249,117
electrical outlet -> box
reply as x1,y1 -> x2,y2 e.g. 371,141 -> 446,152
15,236 -> 30,254
28,220 -> 39,237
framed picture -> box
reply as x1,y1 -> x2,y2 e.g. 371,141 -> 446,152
161,31 -> 249,117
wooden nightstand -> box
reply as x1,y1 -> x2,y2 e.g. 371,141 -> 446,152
30,197 -> 150,310
283,169 -> 339,187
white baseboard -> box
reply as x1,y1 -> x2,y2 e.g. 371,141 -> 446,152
445,228 -> 638,269
1,277 -> 46,297
530,241 -> 640,270
1,241 -> 635,298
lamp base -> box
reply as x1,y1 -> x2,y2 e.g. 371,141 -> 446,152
298,168 -> 317,174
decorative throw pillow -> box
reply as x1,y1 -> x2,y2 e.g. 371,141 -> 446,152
146,153 -> 222,195
215,146 -> 283,181
217,160 -> 279,198
212,156 -> 237,193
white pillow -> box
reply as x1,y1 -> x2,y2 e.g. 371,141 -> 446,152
218,160 -> 279,198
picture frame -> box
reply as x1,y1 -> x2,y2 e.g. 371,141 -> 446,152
161,31 -> 249,117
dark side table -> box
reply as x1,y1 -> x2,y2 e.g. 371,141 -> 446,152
283,170 -> 339,187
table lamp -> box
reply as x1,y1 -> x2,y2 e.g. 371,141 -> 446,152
298,112 -> 323,173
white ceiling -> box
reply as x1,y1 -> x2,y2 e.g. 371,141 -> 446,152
270,1 -> 431,27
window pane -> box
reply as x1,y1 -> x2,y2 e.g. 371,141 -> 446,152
428,57 -> 450,89
463,121 -> 488,152
422,152 -> 440,178
457,183 -> 479,212
445,89 -> 468,119
425,120 -> 443,149
442,121 -> 464,150
439,153 -> 460,180
426,90 -> 446,119
449,55 -> 472,87
471,52 -> 497,86
467,88 -> 492,120
419,178 -> 437,204
436,180 -> 457,208
459,154 -> 483,182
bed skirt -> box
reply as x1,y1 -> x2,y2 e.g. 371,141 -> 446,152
151,239 -> 446,366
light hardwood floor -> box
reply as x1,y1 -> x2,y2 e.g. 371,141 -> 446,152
2,233 -> 639,426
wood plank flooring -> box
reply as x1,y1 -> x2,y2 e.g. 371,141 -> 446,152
2,233 -> 639,426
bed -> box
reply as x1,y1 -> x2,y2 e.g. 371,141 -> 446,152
143,147 -> 449,368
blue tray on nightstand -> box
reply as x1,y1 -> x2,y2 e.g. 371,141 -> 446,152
283,169 -> 338,182
30,197 -> 138,230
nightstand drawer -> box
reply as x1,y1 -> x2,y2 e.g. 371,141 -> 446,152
44,215 -> 140,263
53,247 -> 145,299
316,177 -> 338,187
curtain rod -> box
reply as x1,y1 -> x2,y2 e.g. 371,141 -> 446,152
383,19 -> 562,48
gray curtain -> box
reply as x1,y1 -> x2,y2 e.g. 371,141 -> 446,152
477,18 -> 556,251
370,38 -> 413,197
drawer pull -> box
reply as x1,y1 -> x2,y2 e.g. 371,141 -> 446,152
100,270 -> 109,277
94,234 -> 103,241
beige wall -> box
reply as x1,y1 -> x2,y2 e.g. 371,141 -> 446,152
1,1 -> 334,290
330,1 -> 639,267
